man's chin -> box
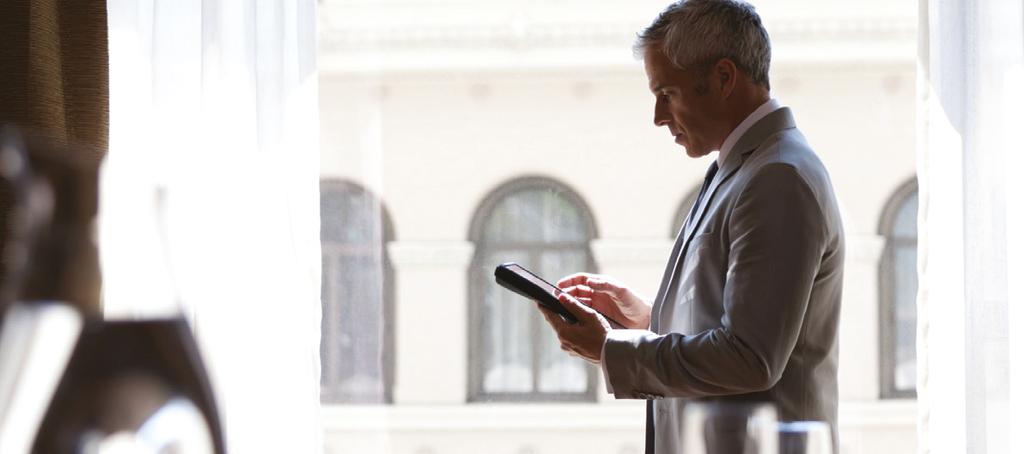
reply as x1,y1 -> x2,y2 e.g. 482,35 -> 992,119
683,146 -> 712,159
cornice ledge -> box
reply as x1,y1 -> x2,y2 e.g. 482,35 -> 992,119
319,16 -> 916,53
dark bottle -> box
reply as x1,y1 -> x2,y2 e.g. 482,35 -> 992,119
0,129 -> 226,454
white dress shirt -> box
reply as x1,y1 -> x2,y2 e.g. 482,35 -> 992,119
717,98 -> 782,167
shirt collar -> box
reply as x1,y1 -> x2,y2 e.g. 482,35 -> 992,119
717,98 -> 782,167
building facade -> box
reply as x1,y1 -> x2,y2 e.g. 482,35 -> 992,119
317,1 -> 920,453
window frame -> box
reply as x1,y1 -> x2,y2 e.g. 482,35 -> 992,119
878,177 -> 919,400
466,176 -> 600,403
319,179 -> 396,404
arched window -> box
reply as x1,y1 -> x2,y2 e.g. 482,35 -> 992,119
320,180 -> 394,404
879,178 -> 918,399
670,184 -> 703,237
468,177 -> 599,402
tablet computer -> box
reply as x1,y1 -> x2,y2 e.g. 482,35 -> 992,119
494,262 -> 626,329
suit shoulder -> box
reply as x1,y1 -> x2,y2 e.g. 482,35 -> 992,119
743,129 -> 832,188
737,128 -> 844,240
747,129 -> 819,168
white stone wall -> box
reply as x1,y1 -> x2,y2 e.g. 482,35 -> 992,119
320,403 -> 916,454
318,1 -> 919,453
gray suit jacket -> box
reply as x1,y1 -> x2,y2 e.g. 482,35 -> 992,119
603,108 -> 844,454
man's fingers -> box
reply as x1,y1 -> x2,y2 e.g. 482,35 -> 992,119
559,293 -> 597,320
586,278 -> 613,291
586,278 -> 625,299
560,287 -> 595,307
561,285 -> 595,300
561,293 -> 594,307
556,272 -> 596,289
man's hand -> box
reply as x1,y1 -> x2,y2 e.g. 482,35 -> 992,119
537,293 -> 613,364
556,273 -> 652,329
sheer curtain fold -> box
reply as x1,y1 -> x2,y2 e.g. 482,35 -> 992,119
918,0 -> 1023,453
104,1 -> 321,452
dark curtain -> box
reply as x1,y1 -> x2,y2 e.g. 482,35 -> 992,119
0,0 -> 108,312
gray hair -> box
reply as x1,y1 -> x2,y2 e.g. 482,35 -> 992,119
635,0 -> 771,89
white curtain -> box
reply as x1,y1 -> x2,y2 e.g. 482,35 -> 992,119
103,0 -> 321,452
917,0 -> 1024,453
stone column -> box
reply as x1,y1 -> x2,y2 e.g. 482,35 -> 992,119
838,234 -> 886,400
590,238 -> 674,403
388,240 -> 475,404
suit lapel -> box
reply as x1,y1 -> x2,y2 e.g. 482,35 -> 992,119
652,108 -> 798,332
681,157 -> 740,245
650,159 -> 742,333
650,225 -> 688,333
652,156 -> 743,330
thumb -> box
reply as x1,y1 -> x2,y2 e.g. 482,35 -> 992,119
559,293 -> 595,319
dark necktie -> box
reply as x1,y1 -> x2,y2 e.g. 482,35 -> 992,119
684,161 -> 720,232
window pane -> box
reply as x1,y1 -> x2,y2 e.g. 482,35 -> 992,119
483,189 -> 588,243
336,253 -> 386,401
882,186 -> 919,397
893,243 -> 918,391
321,187 -> 382,244
481,250 -> 533,394
892,191 -> 918,238
320,183 -> 391,403
537,249 -> 589,393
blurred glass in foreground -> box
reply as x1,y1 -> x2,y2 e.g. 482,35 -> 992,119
0,128 -> 224,454
777,421 -> 833,454
682,401 -> 779,454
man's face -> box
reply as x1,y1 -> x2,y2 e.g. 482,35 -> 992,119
643,46 -> 722,158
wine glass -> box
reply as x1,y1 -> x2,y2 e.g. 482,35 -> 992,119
777,421 -> 834,454
682,401 -> 780,454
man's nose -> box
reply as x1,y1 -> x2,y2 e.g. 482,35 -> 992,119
653,102 -> 670,127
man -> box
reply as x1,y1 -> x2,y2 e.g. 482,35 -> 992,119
537,1 -> 845,453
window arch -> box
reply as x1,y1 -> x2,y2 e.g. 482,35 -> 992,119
467,176 -> 599,402
670,183 -> 703,237
879,178 -> 918,399
319,179 -> 394,404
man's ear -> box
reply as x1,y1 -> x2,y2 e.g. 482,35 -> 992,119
713,57 -> 738,99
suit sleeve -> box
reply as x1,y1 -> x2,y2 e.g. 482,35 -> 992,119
602,163 -> 827,398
